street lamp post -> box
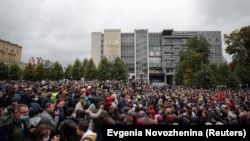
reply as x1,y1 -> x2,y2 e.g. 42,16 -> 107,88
202,68 -> 207,89
64,67 -> 67,80
43,60 -> 49,80
44,60 -> 53,80
139,71 -> 144,88
204,69 -> 207,89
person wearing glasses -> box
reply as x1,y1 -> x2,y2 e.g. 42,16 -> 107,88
0,103 -> 30,141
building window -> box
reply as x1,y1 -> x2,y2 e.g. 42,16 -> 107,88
165,46 -> 173,51
166,61 -> 173,66
215,54 -> 221,60
215,38 -> 219,43
181,39 -> 187,44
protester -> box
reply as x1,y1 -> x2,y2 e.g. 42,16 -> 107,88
76,120 -> 97,141
0,104 -> 30,141
57,107 -> 81,141
0,80 -> 249,141
40,102 -> 60,136
30,124 -> 60,141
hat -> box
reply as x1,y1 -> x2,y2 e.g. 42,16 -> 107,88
166,114 -> 172,121
30,103 -> 43,112
29,107 -> 40,117
155,114 -> 163,122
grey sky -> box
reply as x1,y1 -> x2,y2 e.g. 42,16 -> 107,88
0,0 -> 249,67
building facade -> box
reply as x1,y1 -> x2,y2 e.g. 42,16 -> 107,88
91,29 -> 224,85
0,39 -> 22,66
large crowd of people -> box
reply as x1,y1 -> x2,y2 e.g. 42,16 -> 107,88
0,80 -> 249,141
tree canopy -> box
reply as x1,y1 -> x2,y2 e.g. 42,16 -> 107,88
224,25 -> 250,86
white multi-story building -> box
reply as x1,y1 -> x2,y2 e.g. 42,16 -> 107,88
91,29 -> 224,85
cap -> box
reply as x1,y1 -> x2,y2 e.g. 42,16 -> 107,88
29,107 -> 39,117
11,96 -> 19,102
30,103 -> 42,112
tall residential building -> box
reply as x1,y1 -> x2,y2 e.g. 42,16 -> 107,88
91,29 -> 224,85
0,39 -> 22,65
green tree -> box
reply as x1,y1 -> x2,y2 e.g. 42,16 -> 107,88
175,35 -> 211,88
187,35 -> 210,64
174,65 -> 183,86
216,63 -> 230,86
224,25 -> 250,86
97,56 -> 111,81
23,63 -> 36,80
35,63 -> 46,81
192,64 -> 216,89
182,49 -> 202,87
8,64 -> 22,80
50,62 -> 64,81
0,62 -> 9,80
84,59 -> 97,80
72,59 -> 82,80
207,63 -> 239,89
82,58 -> 89,79
226,71 -> 240,89
65,64 -> 73,80
112,57 -> 129,82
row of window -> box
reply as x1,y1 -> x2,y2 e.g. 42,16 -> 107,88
163,39 -> 188,44
0,48 -> 19,53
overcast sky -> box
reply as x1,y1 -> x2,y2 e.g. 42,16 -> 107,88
0,0 -> 249,67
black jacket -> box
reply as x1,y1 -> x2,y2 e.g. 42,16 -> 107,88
57,117 -> 81,141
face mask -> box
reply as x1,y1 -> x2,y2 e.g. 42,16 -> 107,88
19,115 -> 29,120
33,97 -> 38,101
43,136 -> 50,141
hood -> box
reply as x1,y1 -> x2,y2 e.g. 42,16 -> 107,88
29,116 -> 41,127
81,129 -> 97,141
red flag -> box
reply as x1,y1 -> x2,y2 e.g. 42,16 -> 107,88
218,91 -> 224,102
